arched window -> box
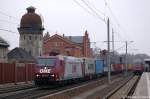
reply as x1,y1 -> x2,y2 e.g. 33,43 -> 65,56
35,36 -> 37,40
29,36 -> 31,40
29,50 -> 32,55
24,35 -> 25,40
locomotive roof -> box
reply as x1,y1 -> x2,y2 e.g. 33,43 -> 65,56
37,55 -> 83,62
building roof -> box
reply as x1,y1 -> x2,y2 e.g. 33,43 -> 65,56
7,47 -> 35,62
20,6 -> 43,29
0,37 -> 9,47
65,36 -> 83,44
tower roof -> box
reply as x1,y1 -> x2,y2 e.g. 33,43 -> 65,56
26,6 -> 36,13
20,6 -> 42,28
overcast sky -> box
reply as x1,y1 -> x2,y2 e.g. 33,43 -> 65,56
0,0 -> 150,55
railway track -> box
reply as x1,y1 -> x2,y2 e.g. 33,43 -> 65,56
103,75 -> 140,99
39,73 -> 129,99
0,74 -> 124,99
0,83 -> 35,94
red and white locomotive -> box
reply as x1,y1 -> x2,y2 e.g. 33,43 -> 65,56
34,55 -> 84,85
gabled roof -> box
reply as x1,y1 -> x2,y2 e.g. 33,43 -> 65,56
65,36 -> 83,44
0,37 -> 9,47
44,34 -> 82,47
7,47 -> 35,62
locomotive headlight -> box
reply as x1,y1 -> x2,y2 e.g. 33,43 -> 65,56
36,74 -> 40,77
51,74 -> 55,77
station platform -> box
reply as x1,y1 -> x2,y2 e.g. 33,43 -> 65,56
132,72 -> 150,99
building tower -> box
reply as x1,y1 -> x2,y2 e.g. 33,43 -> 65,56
18,6 -> 44,57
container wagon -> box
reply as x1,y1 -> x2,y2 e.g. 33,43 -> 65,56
95,59 -> 104,77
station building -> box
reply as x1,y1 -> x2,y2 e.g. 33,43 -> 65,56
43,31 -> 93,58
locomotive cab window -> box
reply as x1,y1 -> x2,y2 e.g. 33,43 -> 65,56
37,58 -> 56,66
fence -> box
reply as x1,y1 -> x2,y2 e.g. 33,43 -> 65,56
0,63 -> 35,84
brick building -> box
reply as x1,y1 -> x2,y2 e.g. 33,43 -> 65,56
43,31 -> 92,57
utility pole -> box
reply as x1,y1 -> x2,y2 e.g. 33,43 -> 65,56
107,18 -> 111,83
112,29 -> 115,64
125,41 -> 128,76
125,41 -> 133,76
112,29 -> 114,54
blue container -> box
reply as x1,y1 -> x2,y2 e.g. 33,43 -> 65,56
95,59 -> 104,74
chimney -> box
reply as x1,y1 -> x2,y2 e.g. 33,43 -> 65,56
69,36 -> 72,40
85,30 -> 88,36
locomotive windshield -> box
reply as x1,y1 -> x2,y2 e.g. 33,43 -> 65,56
37,58 -> 56,66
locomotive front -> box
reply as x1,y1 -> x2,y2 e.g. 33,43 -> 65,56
34,56 -> 59,85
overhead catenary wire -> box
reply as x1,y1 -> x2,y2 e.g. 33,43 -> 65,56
73,0 -> 134,54
85,0 -> 105,16
72,0 -> 97,18
104,0 -> 120,27
112,26 -> 127,41
0,19 -> 18,25
80,0 -> 106,23
0,28 -> 18,35
0,10 -> 19,21
104,0 -> 133,42
115,44 -> 126,51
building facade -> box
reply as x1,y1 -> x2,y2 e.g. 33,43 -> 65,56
0,37 -> 9,62
18,6 -> 44,57
43,31 -> 92,57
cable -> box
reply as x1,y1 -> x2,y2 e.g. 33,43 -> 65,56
0,19 -> 18,25
104,0 -> 120,26
0,28 -> 18,35
80,0 -> 106,23
115,44 -> 126,51
85,0 -> 105,16
0,10 -> 19,21
72,0 -> 97,18
104,0 -> 132,42
113,27 -> 127,41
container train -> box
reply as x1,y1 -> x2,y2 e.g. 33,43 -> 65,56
34,55 -> 124,85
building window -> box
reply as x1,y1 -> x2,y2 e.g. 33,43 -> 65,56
24,35 -> 25,40
40,51 -> 41,56
66,51 -> 71,56
55,42 -> 58,46
29,50 -> 32,55
29,36 -> 31,40
40,36 -> 42,40
35,36 -> 37,40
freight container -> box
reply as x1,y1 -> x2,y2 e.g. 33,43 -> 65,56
113,64 -> 124,73
95,59 -> 104,75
